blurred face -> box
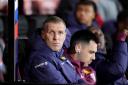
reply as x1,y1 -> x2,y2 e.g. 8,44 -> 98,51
42,22 -> 66,51
76,4 -> 95,26
33,0 -> 60,15
76,40 -> 97,66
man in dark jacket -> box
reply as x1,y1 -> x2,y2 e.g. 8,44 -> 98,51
89,26 -> 128,84
101,10 -> 128,84
96,29 -> 128,85
65,0 -> 100,35
24,16 -> 84,84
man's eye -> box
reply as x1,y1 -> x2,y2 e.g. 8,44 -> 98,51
59,31 -> 64,34
90,51 -> 95,54
90,52 -> 94,54
48,31 -> 54,35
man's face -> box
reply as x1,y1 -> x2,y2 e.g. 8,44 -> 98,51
77,40 -> 97,66
76,5 -> 95,26
42,22 -> 66,51
33,0 -> 60,15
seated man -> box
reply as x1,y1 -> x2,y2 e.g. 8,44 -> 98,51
65,27 -> 128,85
65,30 -> 98,85
24,16 -> 84,84
88,26 -> 128,84
66,0 -> 100,35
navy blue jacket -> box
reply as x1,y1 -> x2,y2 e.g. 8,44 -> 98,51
24,33 -> 84,84
66,13 -> 99,35
101,20 -> 128,84
91,41 -> 128,85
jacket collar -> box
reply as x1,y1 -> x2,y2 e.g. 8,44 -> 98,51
31,34 -> 64,59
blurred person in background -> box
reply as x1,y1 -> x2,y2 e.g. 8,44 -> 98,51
23,0 -> 60,15
87,26 -> 128,85
102,10 -> 128,55
64,0 -> 100,35
0,0 -> 8,15
92,0 -> 122,22
88,26 -> 106,55
56,0 -> 104,28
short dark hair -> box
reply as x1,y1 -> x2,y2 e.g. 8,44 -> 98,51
117,10 -> 128,23
76,0 -> 97,14
42,16 -> 66,31
68,30 -> 99,53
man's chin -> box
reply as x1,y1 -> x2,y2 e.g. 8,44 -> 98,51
79,20 -> 88,25
51,48 -> 61,52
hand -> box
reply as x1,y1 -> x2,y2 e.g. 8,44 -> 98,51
117,29 -> 128,41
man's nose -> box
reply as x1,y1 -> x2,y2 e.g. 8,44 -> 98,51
92,54 -> 96,60
53,33 -> 59,40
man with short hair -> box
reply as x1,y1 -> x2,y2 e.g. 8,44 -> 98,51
66,0 -> 100,35
65,30 -> 98,85
24,16 -> 84,84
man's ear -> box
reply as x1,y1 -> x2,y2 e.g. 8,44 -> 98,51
75,42 -> 81,53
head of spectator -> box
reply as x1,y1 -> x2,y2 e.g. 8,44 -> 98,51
117,10 -> 128,33
68,30 -> 98,66
87,26 -> 106,54
0,0 -> 8,15
75,0 -> 97,26
41,16 -> 67,52
23,0 -> 60,15
116,10 -> 128,41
